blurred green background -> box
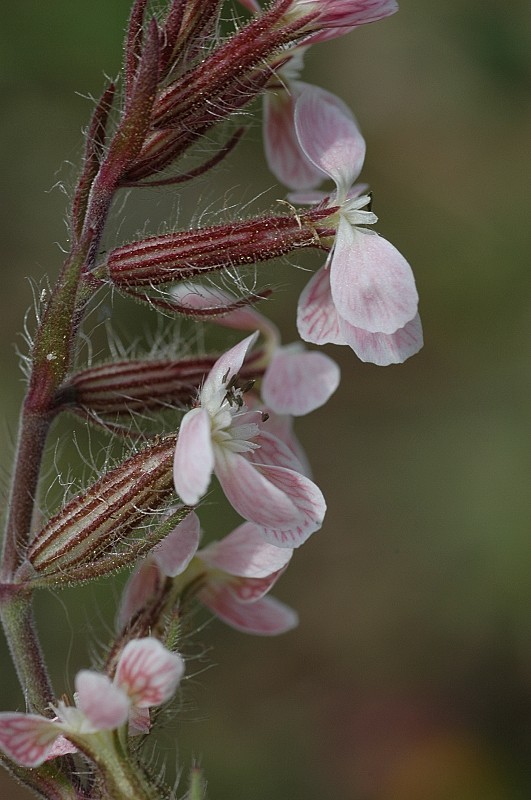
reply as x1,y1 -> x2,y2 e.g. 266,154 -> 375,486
1,1 -> 531,798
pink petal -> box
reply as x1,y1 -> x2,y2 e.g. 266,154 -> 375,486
262,412 -> 313,478
330,220 -> 418,334
262,345 -> 340,415
236,0 -> 261,11
201,333 -> 259,402
115,638 -> 185,708
294,85 -> 366,195
153,510 -> 200,576
252,464 -> 326,547
128,706 -> 151,736
304,1 -> 399,43
263,83 -> 326,190
199,521 -> 292,577
340,312 -> 424,365
214,450 -> 302,528
227,570 -> 288,602
117,559 -> 162,631
297,265 -> 345,345
75,671 -> 130,730
171,284 -> 279,342
0,713 -> 60,767
173,407 -> 214,505
46,735 -> 78,759
200,587 -> 298,635
246,429 -> 307,473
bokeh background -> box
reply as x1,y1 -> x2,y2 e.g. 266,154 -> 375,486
1,1 -> 531,798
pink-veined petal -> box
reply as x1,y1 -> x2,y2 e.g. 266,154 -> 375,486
214,450 -> 302,528
200,587 -> 298,635
115,638 -> 184,709
252,464 -> 326,547
199,521 -> 292,577
128,706 -> 151,736
264,82 -> 326,190
201,333 -> 259,403
262,412 -> 313,477
247,429 -> 307,473
173,407 -> 214,505
227,569 -> 288,602
340,312 -> 424,365
294,85 -> 365,196
171,284 -> 279,343
295,0 -> 398,38
75,671 -> 129,731
262,345 -> 340,415
0,713 -> 60,768
153,510 -> 200,577
46,735 -> 78,759
330,220 -> 418,334
297,265 -> 345,345
117,559 -> 162,631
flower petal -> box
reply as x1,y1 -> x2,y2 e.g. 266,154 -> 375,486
0,713 -> 60,767
262,344 -> 340,415
115,638 -> 184,709
117,559 -> 162,631
330,221 -> 419,334
173,407 -> 214,505
264,83 -> 326,190
297,265 -> 345,345
340,312 -> 424,365
199,521 -> 292,577
227,570 -> 287,602
294,85 -> 365,196
153,510 -> 200,576
201,333 -> 259,406
200,587 -> 298,635
246,429 -> 307,473
75,671 -> 130,730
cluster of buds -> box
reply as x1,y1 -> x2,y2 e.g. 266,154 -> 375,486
0,1 -> 421,798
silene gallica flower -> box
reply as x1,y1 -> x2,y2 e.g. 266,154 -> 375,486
0,638 -> 184,768
119,513 -> 298,636
172,333 -> 327,548
292,85 -> 423,365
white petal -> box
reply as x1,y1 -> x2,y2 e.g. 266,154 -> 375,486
75,672 -> 129,731
294,85 -> 365,197
330,221 -> 418,334
153,510 -> 201,576
201,333 -> 259,405
340,313 -> 424,365
199,521 -> 292,577
173,408 -> 214,505
264,83 -> 326,190
262,345 -> 340,415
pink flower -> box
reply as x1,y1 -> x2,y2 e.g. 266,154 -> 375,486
173,333 -> 326,547
119,514 -> 298,636
0,638 -> 184,767
288,0 -> 399,41
293,85 -> 423,365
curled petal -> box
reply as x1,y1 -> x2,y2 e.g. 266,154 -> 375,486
0,713 -> 60,768
117,559 -> 162,631
331,221 -> 419,334
173,408 -> 214,505
200,587 -> 298,635
297,265 -> 345,345
115,638 -> 184,708
153,510 -> 200,576
200,521 -> 292,577
294,85 -> 366,196
46,735 -> 79,759
340,313 -> 424,365
262,345 -> 340,415
215,451 -> 301,529
128,706 -> 151,735
201,333 -> 259,405
75,671 -> 129,731
246,429 -> 307,473
227,570 -> 287,602
264,82 -> 326,190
